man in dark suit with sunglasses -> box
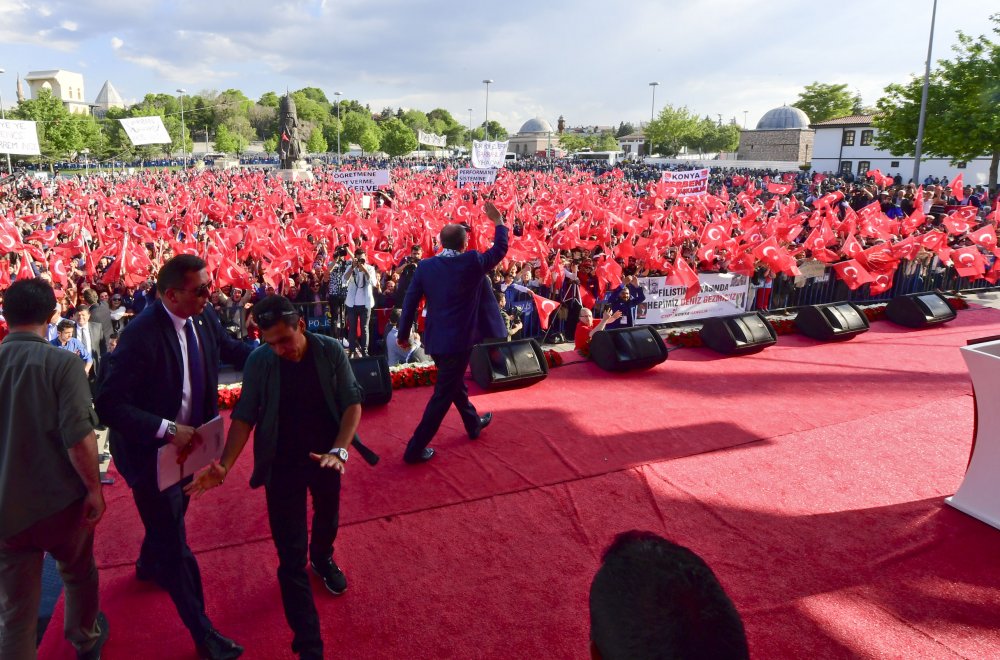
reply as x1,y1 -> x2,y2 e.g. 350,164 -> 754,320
95,255 -> 253,659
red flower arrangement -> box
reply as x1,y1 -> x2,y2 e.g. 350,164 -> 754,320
389,363 -> 438,389
218,384 -> 242,410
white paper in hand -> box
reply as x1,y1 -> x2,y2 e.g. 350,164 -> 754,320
156,416 -> 225,491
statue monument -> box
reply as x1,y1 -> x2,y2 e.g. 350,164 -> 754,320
276,93 -> 313,181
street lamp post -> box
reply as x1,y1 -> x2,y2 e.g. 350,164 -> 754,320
334,91 -> 342,166
82,148 -> 89,176
913,0 -> 938,185
0,69 -> 12,175
482,79 -> 493,141
176,88 -> 187,168
648,82 -> 659,157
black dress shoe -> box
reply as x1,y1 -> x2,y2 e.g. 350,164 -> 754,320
196,630 -> 244,660
469,412 -> 493,440
403,447 -> 435,464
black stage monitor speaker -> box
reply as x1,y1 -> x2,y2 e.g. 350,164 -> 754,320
350,355 -> 392,406
470,338 -> 548,390
589,326 -> 668,372
795,302 -> 870,340
885,292 -> 956,328
699,312 -> 777,355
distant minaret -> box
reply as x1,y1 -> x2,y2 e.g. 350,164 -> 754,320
557,115 -> 565,134
16,74 -> 24,103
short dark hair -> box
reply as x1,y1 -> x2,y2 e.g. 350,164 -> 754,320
157,254 -> 207,295
389,308 -> 401,324
82,288 -> 98,305
57,319 -> 76,333
251,295 -> 300,331
75,303 -> 90,314
3,278 -> 57,326
590,530 -> 748,660
440,224 -> 467,251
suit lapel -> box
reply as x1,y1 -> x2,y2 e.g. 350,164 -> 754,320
154,301 -> 184,381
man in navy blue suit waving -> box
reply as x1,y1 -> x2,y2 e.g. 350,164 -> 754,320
397,202 -> 508,464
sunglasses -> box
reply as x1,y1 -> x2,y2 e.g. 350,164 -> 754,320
254,309 -> 299,327
176,284 -> 212,298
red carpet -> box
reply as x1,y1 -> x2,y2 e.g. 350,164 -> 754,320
40,306 -> 1000,659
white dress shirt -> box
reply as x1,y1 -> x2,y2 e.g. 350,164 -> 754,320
156,307 -> 202,438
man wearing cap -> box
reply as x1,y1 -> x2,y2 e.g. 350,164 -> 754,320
396,202 -> 508,464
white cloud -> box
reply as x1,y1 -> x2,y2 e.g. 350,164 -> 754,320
110,36 -> 123,50
59,19 -> 77,31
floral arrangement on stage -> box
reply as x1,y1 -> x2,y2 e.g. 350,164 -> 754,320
390,362 -> 438,389
664,297 -> 969,348
218,384 -> 243,410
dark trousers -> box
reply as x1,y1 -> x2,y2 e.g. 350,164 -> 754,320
132,478 -> 213,643
346,305 -> 371,356
265,463 -> 341,657
404,350 -> 479,460
327,295 -> 346,338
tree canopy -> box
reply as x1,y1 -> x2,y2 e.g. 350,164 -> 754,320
792,83 -> 862,124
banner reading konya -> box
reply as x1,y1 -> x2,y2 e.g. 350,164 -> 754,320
457,168 -> 498,187
119,116 -> 172,146
0,120 -> 41,155
472,140 -> 509,169
660,168 -> 710,197
417,130 -> 447,148
330,169 -> 391,192
635,273 -> 750,324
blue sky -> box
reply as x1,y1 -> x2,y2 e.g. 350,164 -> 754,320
1,0 -> 994,133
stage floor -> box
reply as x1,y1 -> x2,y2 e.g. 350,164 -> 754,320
40,306 -> 1000,659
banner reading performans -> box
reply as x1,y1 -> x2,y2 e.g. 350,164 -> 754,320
472,140 -> 510,169
660,168 -> 710,197
0,120 -> 41,155
119,116 -> 172,146
457,168 -> 498,187
329,169 -> 391,192
635,273 -> 750,324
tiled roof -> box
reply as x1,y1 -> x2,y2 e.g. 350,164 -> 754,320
811,115 -> 877,128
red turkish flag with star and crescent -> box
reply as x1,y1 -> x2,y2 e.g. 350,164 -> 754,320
832,259 -> 874,290
530,292 -> 560,331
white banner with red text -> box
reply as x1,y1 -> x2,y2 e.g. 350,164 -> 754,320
635,273 -> 751,324
329,169 -> 391,192
472,140 -> 510,169
660,168 -> 710,197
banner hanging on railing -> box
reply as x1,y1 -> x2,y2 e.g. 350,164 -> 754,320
457,168 -> 498,187
119,116 -> 172,146
417,130 -> 447,148
660,168 -> 710,197
472,140 -> 509,169
0,119 -> 41,155
635,273 -> 750,324
329,169 -> 391,192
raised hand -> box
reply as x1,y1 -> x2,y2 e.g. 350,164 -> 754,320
483,201 -> 505,226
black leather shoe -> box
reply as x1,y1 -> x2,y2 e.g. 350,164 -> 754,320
76,612 -> 108,660
403,447 -> 435,464
469,412 -> 493,440
196,630 -> 244,660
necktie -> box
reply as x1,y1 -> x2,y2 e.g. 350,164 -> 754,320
184,319 -> 205,426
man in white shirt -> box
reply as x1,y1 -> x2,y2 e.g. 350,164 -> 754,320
343,249 -> 379,357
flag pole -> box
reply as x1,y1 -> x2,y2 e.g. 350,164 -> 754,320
912,0 -> 938,186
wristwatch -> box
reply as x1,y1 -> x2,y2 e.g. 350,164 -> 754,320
329,447 -> 349,462
166,420 -> 178,437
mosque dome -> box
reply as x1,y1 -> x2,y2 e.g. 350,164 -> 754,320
517,117 -> 554,134
755,105 -> 811,130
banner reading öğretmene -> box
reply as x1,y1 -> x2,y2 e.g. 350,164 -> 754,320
660,168 -> 710,197
0,120 -> 41,155
634,273 -> 750,324
457,168 -> 498,187
472,140 -> 509,169
119,116 -> 172,146
329,169 -> 391,192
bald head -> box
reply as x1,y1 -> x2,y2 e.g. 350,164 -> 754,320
440,224 -> 468,251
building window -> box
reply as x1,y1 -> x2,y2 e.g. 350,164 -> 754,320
840,161 -> 853,175
890,161 -> 900,168
842,130 -> 855,146
860,130 -> 873,146
858,161 -> 871,174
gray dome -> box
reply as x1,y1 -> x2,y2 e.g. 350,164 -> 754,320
518,117 -> 553,134
755,105 -> 810,130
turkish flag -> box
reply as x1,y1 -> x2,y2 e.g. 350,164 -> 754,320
781,173 -> 796,184
950,173 -> 964,201
950,246 -> 985,278
17,252 -> 35,281
869,270 -> 895,295
666,254 -> 701,300
767,182 -> 793,195
840,233 -> 864,259
833,259 -> 874,290
531,292 -> 560,331
731,175 -> 746,187
942,215 -> 973,235
968,225 -> 998,250
217,259 -> 255,290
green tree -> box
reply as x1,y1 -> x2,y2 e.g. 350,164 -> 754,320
322,117 -> 345,153
482,120 -> 508,141
306,127 -> 328,154
874,14 -> 1000,190
342,111 -> 377,145
616,122 -> 636,138
594,132 -> 620,151
792,83 -> 861,123
380,118 -> 418,156
645,105 -> 701,157
358,126 -> 382,154
399,109 -> 430,132
258,91 -> 280,108
558,133 -> 592,153
262,135 -> 278,153
213,124 -> 241,154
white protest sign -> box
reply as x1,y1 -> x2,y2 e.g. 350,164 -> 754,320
457,168 -> 498,187
660,168 -> 710,197
418,130 -> 447,148
635,273 -> 750,324
472,140 -> 510,169
330,169 -> 391,192
0,120 -> 41,155
119,116 -> 172,146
